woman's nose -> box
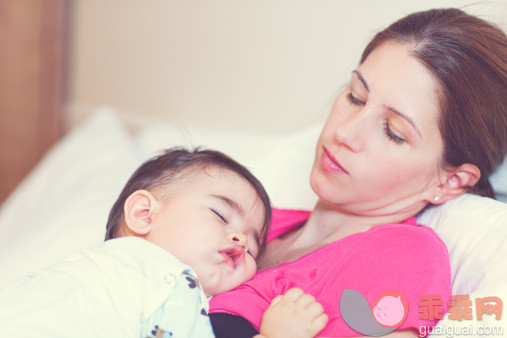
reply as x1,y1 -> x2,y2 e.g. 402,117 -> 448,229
228,232 -> 248,249
333,115 -> 366,153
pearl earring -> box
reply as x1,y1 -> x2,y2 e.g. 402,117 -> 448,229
433,195 -> 440,202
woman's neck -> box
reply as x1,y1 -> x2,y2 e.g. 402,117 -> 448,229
291,199 -> 419,247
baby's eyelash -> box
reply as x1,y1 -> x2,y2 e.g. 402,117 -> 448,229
383,121 -> 405,144
210,208 -> 228,224
347,92 -> 364,106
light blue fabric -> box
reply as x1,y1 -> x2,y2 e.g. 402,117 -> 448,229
142,270 -> 214,338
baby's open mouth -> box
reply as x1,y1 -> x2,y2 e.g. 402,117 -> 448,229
219,245 -> 245,269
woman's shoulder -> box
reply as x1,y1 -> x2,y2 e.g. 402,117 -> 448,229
339,219 -> 451,278
364,219 -> 448,254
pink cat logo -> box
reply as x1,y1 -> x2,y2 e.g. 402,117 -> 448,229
340,289 -> 408,336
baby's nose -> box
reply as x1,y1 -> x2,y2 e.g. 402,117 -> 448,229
228,232 -> 248,248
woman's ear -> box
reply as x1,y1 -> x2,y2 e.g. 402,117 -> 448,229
431,163 -> 481,204
123,190 -> 160,236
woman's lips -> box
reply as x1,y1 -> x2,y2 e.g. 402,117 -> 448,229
321,147 -> 349,174
219,245 -> 245,269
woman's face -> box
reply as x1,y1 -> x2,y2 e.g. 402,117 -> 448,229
310,41 -> 445,216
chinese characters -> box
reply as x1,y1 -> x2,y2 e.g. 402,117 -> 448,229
419,295 -> 502,321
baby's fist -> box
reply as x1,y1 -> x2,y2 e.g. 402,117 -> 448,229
259,288 -> 328,338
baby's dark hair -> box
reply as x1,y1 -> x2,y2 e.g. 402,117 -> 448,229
105,147 -> 271,244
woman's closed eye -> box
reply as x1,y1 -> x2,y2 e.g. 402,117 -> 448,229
347,92 -> 364,106
383,120 -> 406,144
210,208 -> 228,224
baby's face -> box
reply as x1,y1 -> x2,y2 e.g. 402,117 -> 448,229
145,167 -> 265,296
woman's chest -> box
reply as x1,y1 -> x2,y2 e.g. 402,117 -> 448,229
257,224 -> 359,270
257,237 -> 329,270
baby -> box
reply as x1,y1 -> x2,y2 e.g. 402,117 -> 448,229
0,148 -> 327,338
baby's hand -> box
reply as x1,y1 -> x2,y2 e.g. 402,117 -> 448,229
257,287 -> 328,338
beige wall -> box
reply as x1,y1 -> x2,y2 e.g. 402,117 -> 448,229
67,0 -> 506,133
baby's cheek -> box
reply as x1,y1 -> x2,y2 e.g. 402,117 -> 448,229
245,256 -> 257,280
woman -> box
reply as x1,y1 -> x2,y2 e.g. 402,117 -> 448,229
210,8 -> 507,337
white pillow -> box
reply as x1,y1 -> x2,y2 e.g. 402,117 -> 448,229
0,108 -> 142,287
491,157 -> 507,203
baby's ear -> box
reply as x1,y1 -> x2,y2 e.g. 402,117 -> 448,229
123,190 -> 160,236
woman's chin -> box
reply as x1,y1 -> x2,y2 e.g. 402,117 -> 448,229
309,167 -> 323,197
310,165 -> 340,200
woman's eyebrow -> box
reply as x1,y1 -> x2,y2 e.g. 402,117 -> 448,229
209,194 -> 245,216
353,70 -> 369,92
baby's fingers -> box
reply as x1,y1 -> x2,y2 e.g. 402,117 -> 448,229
306,299 -> 325,319
269,295 -> 283,307
283,287 -> 304,301
295,293 -> 317,309
312,313 -> 329,333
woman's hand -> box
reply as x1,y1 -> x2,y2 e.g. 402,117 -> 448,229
255,287 -> 328,338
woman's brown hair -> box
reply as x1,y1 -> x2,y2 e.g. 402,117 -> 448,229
360,8 -> 507,198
